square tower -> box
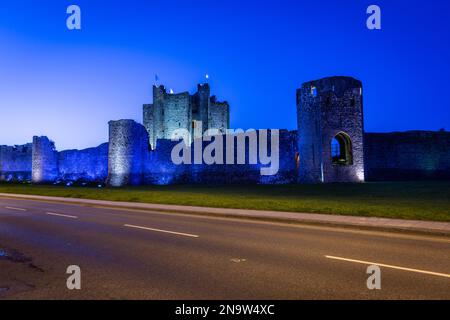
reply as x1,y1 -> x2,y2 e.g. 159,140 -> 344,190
297,76 -> 365,183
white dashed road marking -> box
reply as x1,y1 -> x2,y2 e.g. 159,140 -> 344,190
124,224 -> 199,238
325,255 -> 450,279
5,207 -> 27,211
46,212 -> 79,219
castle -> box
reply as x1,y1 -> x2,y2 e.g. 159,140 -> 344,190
1,76 -> 449,186
144,84 -> 230,149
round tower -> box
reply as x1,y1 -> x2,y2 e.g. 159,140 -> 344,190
107,120 -> 149,187
297,76 -> 365,183
32,136 -> 59,183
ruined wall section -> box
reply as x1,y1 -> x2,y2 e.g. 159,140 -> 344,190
0,144 -> 32,182
365,131 -> 450,181
58,143 -> 109,183
32,136 -> 59,183
143,139 -> 190,185
261,130 -> 298,184
297,76 -> 365,183
107,120 -> 150,187
188,133 -> 261,184
142,129 -> 298,185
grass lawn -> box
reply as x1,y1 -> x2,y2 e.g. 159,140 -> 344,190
0,182 -> 449,222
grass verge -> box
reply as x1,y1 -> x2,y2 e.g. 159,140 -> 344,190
0,181 -> 449,222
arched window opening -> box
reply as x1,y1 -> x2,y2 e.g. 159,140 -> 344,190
331,133 -> 353,165
295,152 -> 300,170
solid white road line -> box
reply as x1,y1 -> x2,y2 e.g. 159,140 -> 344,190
325,255 -> 450,279
46,212 -> 78,219
124,224 -> 199,238
5,206 -> 27,211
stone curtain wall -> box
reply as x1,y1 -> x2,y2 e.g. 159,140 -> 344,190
144,139 -> 189,185
31,137 -> 109,184
2,78 -> 450,186
365,131 -> 450,181
0,129 -> 297,187
297,76 -> 365,183
0,144 -> 32,182
58,143 -> 109,183
2,130 -> 450,186
141,130 -> 298,186
261,130 -> 298,184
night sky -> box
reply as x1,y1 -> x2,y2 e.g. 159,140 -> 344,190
0,0 -> 449,150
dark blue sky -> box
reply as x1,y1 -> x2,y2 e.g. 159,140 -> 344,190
1,0 -> 449,150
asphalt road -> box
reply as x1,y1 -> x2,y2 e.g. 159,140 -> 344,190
0,197 -> 449,300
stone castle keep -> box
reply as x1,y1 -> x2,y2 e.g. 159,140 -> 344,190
1,76 -> 449,186
144,84 -> 230,149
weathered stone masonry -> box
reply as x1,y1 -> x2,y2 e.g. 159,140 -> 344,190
58,143 -> 108,183
365,131 -> 450,181
32,136 -> 59,183
1,76 -> 449,185
107,120 -> 150,187
297,77 -> 365,183
143,84 -> 230,149
0,143 -> 32,181
7,136 -> 108,184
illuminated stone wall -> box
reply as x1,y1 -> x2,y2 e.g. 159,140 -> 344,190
143,139 -> 189,185
364,131 -> 450,181
107,120 -> 150,186
141,130 -> 298,185
297,76 -> 365,183
58,143 -> 109,183
209,97 -> 230,134
0,144 -> 32,182
2,78 -> 450,187
32,136 -> 59,183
